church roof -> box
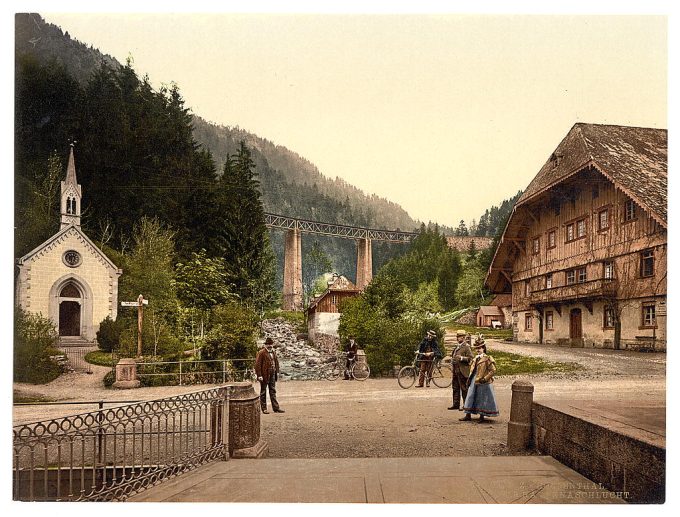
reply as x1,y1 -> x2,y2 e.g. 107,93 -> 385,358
17,224 -> 121,272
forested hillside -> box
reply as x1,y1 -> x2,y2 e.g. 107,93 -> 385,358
15,13 -> 419,282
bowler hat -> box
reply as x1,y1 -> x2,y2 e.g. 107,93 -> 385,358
265,337 -> 274,345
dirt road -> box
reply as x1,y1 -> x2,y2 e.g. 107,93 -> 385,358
13,340 -> 665,458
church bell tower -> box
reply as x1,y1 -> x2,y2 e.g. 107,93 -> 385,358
60,144 -> 82,229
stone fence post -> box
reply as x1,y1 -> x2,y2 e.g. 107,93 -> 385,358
507,380 -> 534,451
112,358 -> 140,389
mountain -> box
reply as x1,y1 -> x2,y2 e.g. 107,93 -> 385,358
15,13 -> 425,282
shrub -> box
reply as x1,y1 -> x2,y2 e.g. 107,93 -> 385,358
203,302 -> 258,367
96,316 -> 126,352
14,309 -> 63,384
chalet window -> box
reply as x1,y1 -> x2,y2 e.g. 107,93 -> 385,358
598,209 -> 609,230
603,261 -> 614,280
592,186 -> 599,199
640,249 -> 654,277
532,237 -> 540,255
566,223 -> 574,242
547,230 -> 556,249
576,218 -> 587,238
525,281 -> 531,297
332,294 -> 338,305
642,303 -> 656,328
624,199 -> 637,221
545,311 -> 554,330
525,313 -> 533,331
566,270 -> 576,285
577,267 -> 587,283
545,273 -> 553,289
603,306 -> 615,328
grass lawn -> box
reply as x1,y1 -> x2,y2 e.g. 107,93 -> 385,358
85,350 -> 117,367
444,323 -> 513,340
488,348 -> 581,376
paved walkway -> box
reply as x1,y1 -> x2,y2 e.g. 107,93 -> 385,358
128,456 -> 625,503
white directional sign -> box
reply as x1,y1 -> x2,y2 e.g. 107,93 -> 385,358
121,300 -> 148,306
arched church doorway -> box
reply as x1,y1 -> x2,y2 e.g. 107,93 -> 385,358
58,282 -> 82,336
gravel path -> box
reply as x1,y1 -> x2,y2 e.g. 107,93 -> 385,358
13,339 -> 665,458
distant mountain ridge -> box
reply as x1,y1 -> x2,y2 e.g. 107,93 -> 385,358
16,13 -> 419,233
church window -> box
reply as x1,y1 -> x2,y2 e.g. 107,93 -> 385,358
60,283 -> 80,298
63,250 -> 82,268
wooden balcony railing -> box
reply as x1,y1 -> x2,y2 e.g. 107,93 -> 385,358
529,278 -> 618,306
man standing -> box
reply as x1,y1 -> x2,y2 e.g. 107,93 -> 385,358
255,337 -> 285,414
448,330 -> 474,410
344,336 -> 359,380
416,330 -> 442,387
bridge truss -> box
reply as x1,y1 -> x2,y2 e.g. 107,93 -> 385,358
264,213 -> 418,243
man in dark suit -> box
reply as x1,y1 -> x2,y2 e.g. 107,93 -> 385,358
255,338 -> 284,414
448,330 -> 474,410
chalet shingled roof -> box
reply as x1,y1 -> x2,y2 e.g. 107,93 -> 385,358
489,294 -> 512,308
477,306 -> 504,317
518,123 -> 667,224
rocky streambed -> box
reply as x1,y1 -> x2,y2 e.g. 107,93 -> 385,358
261,318 -> 339,381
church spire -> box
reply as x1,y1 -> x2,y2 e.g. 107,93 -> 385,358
60,143 -> 82,229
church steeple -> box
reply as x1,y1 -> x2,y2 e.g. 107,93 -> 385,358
60,144 -> 82,229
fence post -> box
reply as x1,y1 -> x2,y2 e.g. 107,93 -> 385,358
507,380 -> 534,451
179,360 -> 183,386
97,401 -> 104,465
222,387 -> 230,461
222,360 -> 226,384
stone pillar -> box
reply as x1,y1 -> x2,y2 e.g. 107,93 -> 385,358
226,382 -> 268,458
112,358 -> 140,389
283,228 -> 303,311
507,380 -> 534,451
356,237 -> 373,289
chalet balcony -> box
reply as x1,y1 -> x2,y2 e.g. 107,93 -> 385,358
529,278 -> 618,306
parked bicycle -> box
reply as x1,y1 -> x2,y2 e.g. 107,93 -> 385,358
323,351 -> 370,381
397,351 -> 453,389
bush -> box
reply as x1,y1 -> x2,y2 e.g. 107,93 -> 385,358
14,309 -> 63,384
338,296 -> 443,375
203,302 -> 258,366
96,316 -> 126,352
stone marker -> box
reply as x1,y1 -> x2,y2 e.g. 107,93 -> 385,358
227,382 -> 268,459
507,380 -> 534,451
112,358 -> 141,389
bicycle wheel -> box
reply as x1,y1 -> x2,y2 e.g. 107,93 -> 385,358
352,362 -> 370,381
325,363 -> 342,381
397,366 -> 416,389
431,363 -> 453,388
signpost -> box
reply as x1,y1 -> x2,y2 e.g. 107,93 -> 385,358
121,294 -> 148,357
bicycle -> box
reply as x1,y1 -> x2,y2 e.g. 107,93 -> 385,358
397,351 -> 453,389
323,352 -> 370,381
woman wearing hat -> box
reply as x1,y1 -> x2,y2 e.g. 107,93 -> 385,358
460,337 -> 499,422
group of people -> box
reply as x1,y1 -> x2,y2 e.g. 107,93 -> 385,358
417,329 -> 499,422
255,329 -> 499,422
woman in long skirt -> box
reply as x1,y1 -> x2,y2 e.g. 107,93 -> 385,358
460,339 -> 499,422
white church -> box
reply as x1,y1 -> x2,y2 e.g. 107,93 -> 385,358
15,146 -> 122,344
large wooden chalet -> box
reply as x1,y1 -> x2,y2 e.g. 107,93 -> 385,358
486,123 -> 667,350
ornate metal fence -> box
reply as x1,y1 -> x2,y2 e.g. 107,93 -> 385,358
13,387 -> 230,501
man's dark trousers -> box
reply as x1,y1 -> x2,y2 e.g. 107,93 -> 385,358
260,375 -> 280,412
451,366 -> 468,408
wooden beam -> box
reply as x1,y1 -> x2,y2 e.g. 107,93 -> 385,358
512,241 -> 524,255
500,270 -> 512,283
526,208 -> 539,224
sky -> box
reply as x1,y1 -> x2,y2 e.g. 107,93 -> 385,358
34,10 -> 667,229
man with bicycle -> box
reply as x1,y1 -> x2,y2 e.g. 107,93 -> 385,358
344,336 -> 359,380
416,329 -> 442,387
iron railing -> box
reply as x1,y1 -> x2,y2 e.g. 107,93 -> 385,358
57,346 -> 93,374
136,358 -> 256,386
13,386 -> 230,501
264,212 -> 418,243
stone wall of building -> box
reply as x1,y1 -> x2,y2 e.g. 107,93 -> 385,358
513,296 -> 666,350
16,228 -> 119,340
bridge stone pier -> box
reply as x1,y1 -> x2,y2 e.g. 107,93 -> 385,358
355,238 -> 373,289
283,228 -> 303,311
265,213 -> 417,312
